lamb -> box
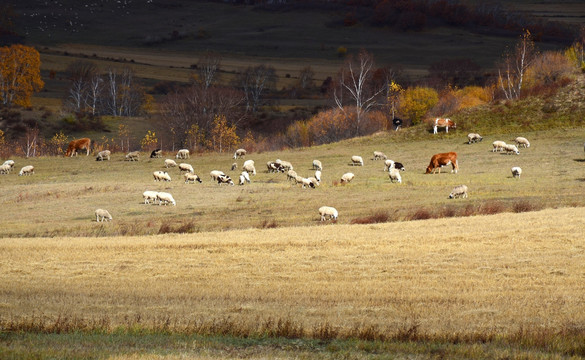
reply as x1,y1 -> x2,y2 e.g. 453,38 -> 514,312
178,163 -> 194,174
492,141 -> 507,152
388,168 -> 402,183
340,172 -> 355,184
275,159 -> 293,171
176,149 -> 190,159
319,206 -> 338,221
242,160 -> 256,175
150,148 -> 162,158
184,173 -> 202,184
0,164 -> 11,174
511,166 -> 522,179
210,170 -> 226,182
217,174 -> 235,186
239,171 -> 251,185
19,165 -> 34,176
351,155 -> 364,166
515,137 -> 530,148
503,144 -> 520,155
448,185 -> 468,199
372,151 -> 387,160
314,170 -> 321,182
164,159 -> 177,168
467,133 -> 483,144
95,208 -> 112,222
156,192 -> 176,206
95,150 -> 111,161
125,151 -> 140,161
231,162 -> 238,171
153,171 -> 171,182
143,191 -> 159,204
233,148 -> 247,159
286,169 -> 298,182
312,159 -> 323,171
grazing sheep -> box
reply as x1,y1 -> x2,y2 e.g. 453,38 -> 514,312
233,148 -> 247,159
217,174 -> 235,186
511,166 -> 522,178
312,160 -> 323,171
125,151 -> 140,161
0,164 -> 11,174
239,171 -> 251,185
2,160 -> 15,169
467,133 -> 483,144
293,175 -> 304,185
150,148 -> 162,158
492,141 -> 507,152
301,177 -> 316,189
242,160 -> 256,175
341,172 -> 355,183
314,170 -> 321,182
388,168 -> 402,183
157,192 -> 176,206
231,162 -> 238,171
383,159 -> 395,171
267,161 -> 285,173
275,159 -> 293,171
319,206 -> 338,221
308,177 -> 320,187
95,208 -> 112,222
184,173 -> 202,184
19,165 -> 34,176
153,171 -> 171,182
515,137 -> 530,148
95,150 -> 111,161
351,155 -> 364,166
448,185 -> 468,199
503,144 -> 520,155
372,151 -> 387,160
286,169 -> 298,182
143,191 -> 159,204
178,163 -> 194,174
164,159 -> 177,168
210,170 -> 226,182
176,149 -> 190,159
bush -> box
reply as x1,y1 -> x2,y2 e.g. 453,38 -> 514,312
350,212 -> 389,224
399,87 -> 439,125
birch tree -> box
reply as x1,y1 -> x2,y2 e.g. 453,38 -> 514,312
498,30 -> 537,100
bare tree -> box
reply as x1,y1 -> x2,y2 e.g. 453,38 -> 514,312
64,60 -> 98,113
238,65 -> 276,112
102,66 -> 144,116
197,51 -> 222,89
498,30 -> 538,100
298,66 -> 314,89
333,49 -> 385,136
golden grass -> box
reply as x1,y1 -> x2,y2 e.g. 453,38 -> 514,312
1,206 -> 584,338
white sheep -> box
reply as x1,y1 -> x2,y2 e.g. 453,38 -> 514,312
2,160 -> 15,169
19,165 -> 34,176
301,177 -> 316,189
319,206 -> 338,221
351,155 -> 364,166
511,166 -> 522,179
340,172 -> 355,183
0,164 -> 11,174
275,159 -> 293,171
515,137 -> 530,148
217,174 -> 234,186
184,173 -> 202,184
176,149 -> 190,159
238,171 -> 251,185
231,162 -> 237,171
95,208 -> 112,222
503,144 -> 520,155
448,185 -> 468,199
314,170 -> 321,182
153,171 -> 171,182
383,159 -> 395,172
492,141 -> 507,152
388,168 -> 402,183
178,163 -> 194,174
157,192 -> 176,206
233,148 -> 247,159
95,150 -> 111,161
293,175 -> 304,185
312,159 -> 323,171
143,191 -> 159,204
372,151 -> 387,160
125,151 -> 140,161
242,160 -> 256,175
286,169 -> 298,182
210,170 -> 226,182
164,159 -> 177,168
467,133 -> 483,144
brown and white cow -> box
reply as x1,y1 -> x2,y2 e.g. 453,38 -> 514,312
426,152 -> 458,174
65,138 -> 91,157
433,118 -> 456,134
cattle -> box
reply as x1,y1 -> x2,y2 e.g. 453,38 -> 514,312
426,152 -> 459,174
433,118 -> 456,134
65,138 -> 91,157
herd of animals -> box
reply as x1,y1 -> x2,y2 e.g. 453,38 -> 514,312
1,119 -> 538,224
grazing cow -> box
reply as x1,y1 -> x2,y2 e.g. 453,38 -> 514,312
426,152 -> 459,174
433,118 -> 456,134
65,138 -> 91,157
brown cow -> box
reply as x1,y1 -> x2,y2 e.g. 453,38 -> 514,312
426,152 -> 458,174
65,138 -> 91,157
433,117 -> 456,134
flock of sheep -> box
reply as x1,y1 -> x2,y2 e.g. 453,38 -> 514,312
0,160 -> 34,176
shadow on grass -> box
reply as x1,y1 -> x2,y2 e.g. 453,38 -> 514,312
573,159 -> 585,163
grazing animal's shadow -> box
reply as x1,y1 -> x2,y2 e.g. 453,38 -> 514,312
576,178 -> 585,182
573,159 -> 585,163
